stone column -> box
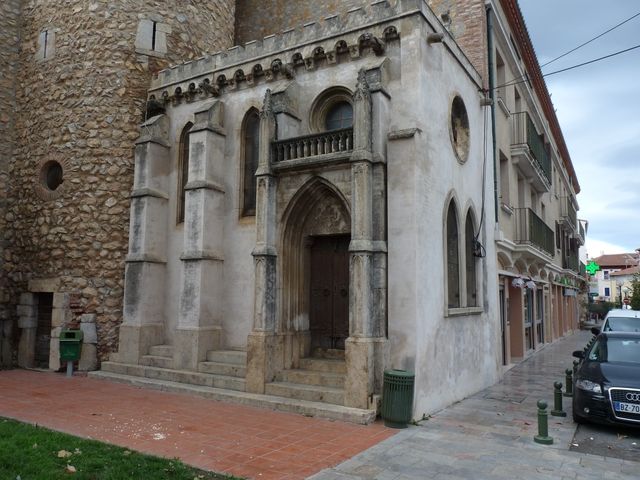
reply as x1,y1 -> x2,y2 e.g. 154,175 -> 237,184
174,102 -> 226,370
115,115 -> 170,364
246,90 -> 279,394
17,293 -> 37,368
345,70 -> 388,409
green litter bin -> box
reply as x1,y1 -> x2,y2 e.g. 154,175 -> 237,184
59,329 -> 84,362
381,369 -> 415,428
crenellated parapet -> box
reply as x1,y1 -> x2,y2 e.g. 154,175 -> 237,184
148,0 -> 451,105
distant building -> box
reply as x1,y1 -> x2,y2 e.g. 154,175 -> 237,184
590,253 -> 640,303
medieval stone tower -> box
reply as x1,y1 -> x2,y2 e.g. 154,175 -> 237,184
0,0 -> 235,368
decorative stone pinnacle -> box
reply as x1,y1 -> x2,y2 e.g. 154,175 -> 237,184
260,89 -> 273,119
354,69 -> 370,102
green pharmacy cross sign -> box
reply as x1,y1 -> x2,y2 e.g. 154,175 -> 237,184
585,261 -> 601,275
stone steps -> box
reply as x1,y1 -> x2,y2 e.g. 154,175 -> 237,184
149,345 -> 174,357
140,355 -> 173,369
277,368 -> 345,388
265,381 -> 344,405
198,361 -> 246,378
206,350 -> 246,365
88,370 -> 376,424
100,361 -> 245,392
299,357 -> 347,374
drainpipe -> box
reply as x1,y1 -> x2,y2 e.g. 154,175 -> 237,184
486,3 -> 498,223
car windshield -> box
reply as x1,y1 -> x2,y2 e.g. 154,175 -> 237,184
603,317 -> 640,332
588,337 -> 640,364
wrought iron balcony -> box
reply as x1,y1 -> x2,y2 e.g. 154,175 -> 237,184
576,221 -> 586,245
514,208 -> 554,255
271,128 -> 353,162
563,253 -> 580,272
511,112 -> 551,191
560,196 -> 578,233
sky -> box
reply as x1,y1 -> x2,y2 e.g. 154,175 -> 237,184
518,1 -> 640,259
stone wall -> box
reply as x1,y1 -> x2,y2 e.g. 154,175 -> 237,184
0,0 -> 22,367
4,0 -> 234,364
235,0 -> 368,44
427,0 -> 488,84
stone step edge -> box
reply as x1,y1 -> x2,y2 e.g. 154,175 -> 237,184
88,371 -> 376,425
268,381 -> 344,394
101,361 -> 244,384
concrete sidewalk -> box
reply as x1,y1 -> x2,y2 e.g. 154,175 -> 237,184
311,330 -> 639,480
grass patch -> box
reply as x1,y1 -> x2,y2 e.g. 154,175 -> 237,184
0,417 -> 242,480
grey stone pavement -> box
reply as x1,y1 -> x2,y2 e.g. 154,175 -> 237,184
311,330 -> 640,480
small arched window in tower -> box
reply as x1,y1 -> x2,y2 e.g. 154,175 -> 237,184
177,122 -> 192,224
465,211 -> 478,307
446,200 -> 460,308
242,109 -> 260,217
325,101 -> 353,131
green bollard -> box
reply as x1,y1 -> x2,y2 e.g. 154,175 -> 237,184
564,369 -> 573,397
534,400 -> 554,445
573,359 -> 579,374
551,381 -> 567,417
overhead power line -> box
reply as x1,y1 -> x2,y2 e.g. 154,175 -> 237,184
543,43 -> 640,77
540,10 -> 640,68
493,42 -> 640,90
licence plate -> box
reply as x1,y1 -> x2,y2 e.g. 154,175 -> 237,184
613,402 -> 640,413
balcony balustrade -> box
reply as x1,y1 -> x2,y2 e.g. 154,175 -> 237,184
560,196 -> 578,233
514,207 -> 554,255
563,253 -> 580,272
511,112 -> 551,191
271,128 -> 353,162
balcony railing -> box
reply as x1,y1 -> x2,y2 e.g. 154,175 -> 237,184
514,208 -> 554,255
576,221 -> 585,245
561,196 -> 577,230
511,112 -> 551,184
271,128 -> 353,162
564,253 -> 579,272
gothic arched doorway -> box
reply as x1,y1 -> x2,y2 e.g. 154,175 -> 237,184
280,177 -> 351,358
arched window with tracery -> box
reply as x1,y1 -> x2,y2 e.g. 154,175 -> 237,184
177,122 -> 192,224
446,200 -> 460,308
242,109 -> 260,216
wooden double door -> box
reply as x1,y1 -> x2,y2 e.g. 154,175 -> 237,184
309,235 -> 350,350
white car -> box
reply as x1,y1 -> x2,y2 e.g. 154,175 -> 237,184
601,309 -> 640,333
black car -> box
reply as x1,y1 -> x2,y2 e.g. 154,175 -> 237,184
572,332 -> 640,427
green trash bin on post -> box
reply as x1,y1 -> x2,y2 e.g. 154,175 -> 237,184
381,369 -> 415,428
60,329 -> 83,377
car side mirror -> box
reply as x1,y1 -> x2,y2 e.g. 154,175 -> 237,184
591,327 -> 600,335
572,350 -> 585,359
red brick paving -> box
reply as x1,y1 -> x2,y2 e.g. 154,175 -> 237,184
0,369 -> 395,479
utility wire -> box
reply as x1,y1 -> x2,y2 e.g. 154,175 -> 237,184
540,10 -> 640,68
544,43 -> 640,77
492,10 -> 640,92
493,42 -> 640,90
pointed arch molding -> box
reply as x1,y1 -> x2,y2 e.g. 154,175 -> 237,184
279,177 -> 351,336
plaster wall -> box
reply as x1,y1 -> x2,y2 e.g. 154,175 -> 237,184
386,16 -> 500,417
